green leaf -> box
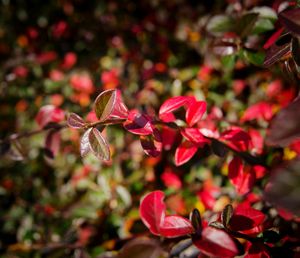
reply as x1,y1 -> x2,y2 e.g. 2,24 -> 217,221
236,13 -> 259,38
88,128 -> 110,161
94,89 -> 117,121
252,18 -> 274,34
221,204 -> 233,227
206,15 -> 234,35
242,50 -> 265,66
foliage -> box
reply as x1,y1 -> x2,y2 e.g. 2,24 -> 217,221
1,0 -> 300,257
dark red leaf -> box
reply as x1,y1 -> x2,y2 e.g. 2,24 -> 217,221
161,126 -> 179,151
94,89 -> 117,121
279,8 -> 300,35
139,191 -> 166,236
245,242 -> 271,258
266,96 -> 300,147
159,96 -> 192,122
160,215 -> 194,238
124,110 -> 153,135
185,100 -> 206,127
45,131 -> 61,157
67,113 -> 86,129
193,227 -> 239,258
140,129 -> 162,157
230,203 -> 265,232
175,141 -> 198,166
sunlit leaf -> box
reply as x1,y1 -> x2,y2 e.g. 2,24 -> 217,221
94,89 -> 117,121
175,141 -> 198,166
88,128 -> 110,161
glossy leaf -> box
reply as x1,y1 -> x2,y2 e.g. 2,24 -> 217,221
160,215 -> 194,238
181,128 -> 209,145
67,113 -> 86,129
185,100 -> 206,127
175,141 -> 198,166
279,8 -> 300,35
139,191 -> 166,236
94,89 -> 117,121
229,203 -> 265,232
263,27 -> 285,49
190,209 -> 202,236
222,204 -> 233,228
221,128 -> 251,152
88,128 -> 110,161
266,96 -> 300,146
80,128 -> 92,157
263,33 -> 291,67
124,110 -> 153,135
108,90 -> 128,120
159,96 -> 191,122
193,227 -> 239,258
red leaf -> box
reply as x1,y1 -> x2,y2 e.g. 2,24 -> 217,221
139,191 -> 166,236
161,126 -> 179,150
161,168 -> 182,190
241,102 -> 273,122
160,215 -> 194,238
230,203 -> 265,233
181,128 -> 210,145
108,90 -> 128,120
248,129 -> 264,154
94,89 -> 117,122
124,110 -> 153,135
245,242 -> 271,258
67,113 -> 86,129
263,27 -> 284,49
35,105 -> 65,128
159,96 -> 192,122
186,100 -> 206,127
193,227 -> 239,258
175,141 -> 198,166
45,131 -> 61,157
228,157 -> 255,195
221,128 -> 251,152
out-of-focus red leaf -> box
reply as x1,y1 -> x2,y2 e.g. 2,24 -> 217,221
88,128 -> 110,161
185,100 -> 206,127
241,102 -> 274,122
249,129 -> 264,154
67,113 -> 86,129
160,215 -> 194,238
124,110 -> 154,135
251,165 -> 267,179
228,157 -> 256,195
181,128 -> 209,145
221,128 -> 251,152
94,89 -> 117,122
45,131 -> 61,157
140,129 -> 162,157
279,8 -> 300,35
263,27 -> 284,49
193,227 -> 239,258
139,191 -> 166,236
175,141 -> 198,166
70,73 -> 95,94
161,168 -> 182,190
229,203 -> 265,233
161,126 -> 179,150
266,96 -> 300,147
159,96 -> 192,122
35,105 -> 65,128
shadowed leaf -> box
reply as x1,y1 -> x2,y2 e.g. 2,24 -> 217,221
88,128 -> 110,161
